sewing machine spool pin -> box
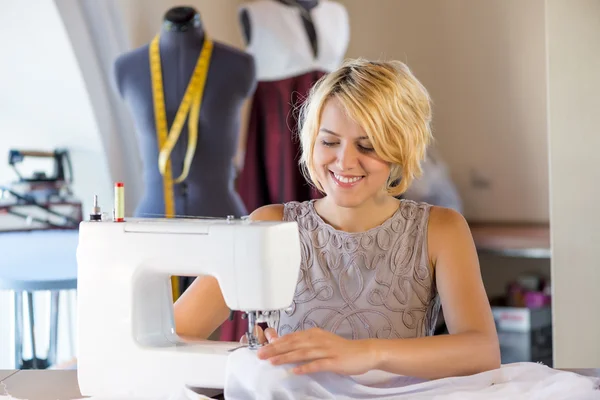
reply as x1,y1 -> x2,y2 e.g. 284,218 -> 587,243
89,195 -> 102,221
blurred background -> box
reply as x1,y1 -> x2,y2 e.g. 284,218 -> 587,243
0,0 -> 598,372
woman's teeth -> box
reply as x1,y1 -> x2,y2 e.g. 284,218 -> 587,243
334,173 -> 363,183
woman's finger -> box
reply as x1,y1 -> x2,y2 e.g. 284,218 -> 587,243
256,325 -> 267,344
264,328 -> 279,343
268,348 -> 329,366
239,325 -> 266,344
257,332 -> 314,359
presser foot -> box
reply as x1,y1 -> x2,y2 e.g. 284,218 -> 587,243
239,310 -> 281,350
245,332 -> 264,350
243,310 -> 262,350
226,332 -> 264,353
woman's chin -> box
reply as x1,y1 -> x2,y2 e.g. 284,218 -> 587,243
326,191 -> 368,209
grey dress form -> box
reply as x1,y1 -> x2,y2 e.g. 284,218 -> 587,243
113,7 -> 256,220
113,7 -> 256,298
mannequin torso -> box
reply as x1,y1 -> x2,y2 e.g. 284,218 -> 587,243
114,8 -> 256,219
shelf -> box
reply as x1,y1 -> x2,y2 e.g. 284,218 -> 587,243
469,222 -> 551,258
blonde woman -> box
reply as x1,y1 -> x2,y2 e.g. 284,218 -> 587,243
174,58 -> 501,380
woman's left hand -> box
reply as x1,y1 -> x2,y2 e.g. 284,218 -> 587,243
256,327 -> 379,375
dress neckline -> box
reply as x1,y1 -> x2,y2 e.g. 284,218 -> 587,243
306,199 -> 404,236
273,0 -> 324,12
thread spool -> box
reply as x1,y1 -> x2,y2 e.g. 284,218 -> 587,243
114,182 -> 125,222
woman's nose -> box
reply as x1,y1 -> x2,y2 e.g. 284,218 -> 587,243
336,144 -> 359,171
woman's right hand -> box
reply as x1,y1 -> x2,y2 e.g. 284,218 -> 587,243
239,326 -> 279,345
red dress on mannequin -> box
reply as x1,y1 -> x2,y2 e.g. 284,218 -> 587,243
220,0 -> 350,342
237,71 -> 325,213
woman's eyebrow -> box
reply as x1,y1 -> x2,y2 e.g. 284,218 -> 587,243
319,128 -> 339,136
319,128 -> 368,140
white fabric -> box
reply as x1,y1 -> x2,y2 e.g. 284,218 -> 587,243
223,348 -> 600,399
26,350 -> 600,400
239,0 -> 350,81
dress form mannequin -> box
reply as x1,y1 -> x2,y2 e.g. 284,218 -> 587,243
220,0 -> 349,342
113,7 -> 256,298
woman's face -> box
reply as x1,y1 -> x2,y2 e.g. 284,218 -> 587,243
312,97 -> 392,208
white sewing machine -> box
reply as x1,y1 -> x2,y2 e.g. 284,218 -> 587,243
76,214 -> 301,398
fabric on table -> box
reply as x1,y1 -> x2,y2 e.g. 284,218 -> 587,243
222,348 -> 600,400
46,351 -> 600,400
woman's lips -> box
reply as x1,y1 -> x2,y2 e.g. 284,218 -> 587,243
329,171 -> 364,188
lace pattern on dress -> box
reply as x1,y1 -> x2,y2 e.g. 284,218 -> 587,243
279,199 -> 441,340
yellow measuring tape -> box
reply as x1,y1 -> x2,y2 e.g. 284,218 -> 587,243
150,34 -> 213,301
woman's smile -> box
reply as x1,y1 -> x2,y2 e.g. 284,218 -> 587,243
329,170 -> 365,188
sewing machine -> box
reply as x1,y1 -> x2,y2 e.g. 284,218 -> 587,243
76,214 -> 301,398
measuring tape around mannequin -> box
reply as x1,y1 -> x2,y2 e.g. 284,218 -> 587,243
150,34 -> 213,301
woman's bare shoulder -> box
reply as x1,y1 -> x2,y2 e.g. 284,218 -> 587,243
428,205 -> 469,229
427,205 -> 475,263
249,204 -> 285,221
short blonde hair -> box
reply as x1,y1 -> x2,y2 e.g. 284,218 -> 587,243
298,58 -> 433,196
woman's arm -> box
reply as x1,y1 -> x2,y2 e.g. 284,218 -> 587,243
173,204 -> 284,339
369,206 -> 501,379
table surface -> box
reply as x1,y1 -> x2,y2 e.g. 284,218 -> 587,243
0,370 -> 224,400
1,368 -> 599,400
0,230 -> 78,291
468,222 -> 551,258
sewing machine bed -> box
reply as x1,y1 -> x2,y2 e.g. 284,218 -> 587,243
0,369 -> 226,399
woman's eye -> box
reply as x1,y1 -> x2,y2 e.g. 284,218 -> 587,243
321,140 -> 337,147
359,145 -> 374,153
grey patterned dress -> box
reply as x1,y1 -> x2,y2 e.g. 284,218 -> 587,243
278,199 -> 441,340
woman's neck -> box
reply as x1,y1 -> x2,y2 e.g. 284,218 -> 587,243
315,195 -> 400,233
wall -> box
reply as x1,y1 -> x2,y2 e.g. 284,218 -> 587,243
546,0 -> 600,368
339,0 -> 549,223
0,0 -> 112,368
119,0 -> 247,49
